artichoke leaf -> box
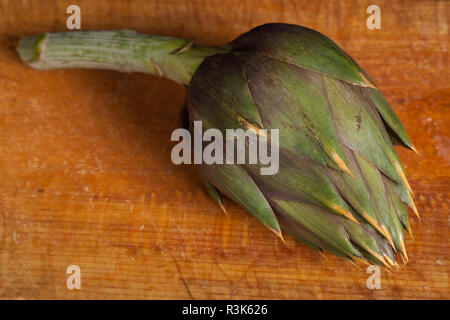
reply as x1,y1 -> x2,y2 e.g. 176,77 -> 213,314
231,23 -> 376,88
198,162 -> 282,237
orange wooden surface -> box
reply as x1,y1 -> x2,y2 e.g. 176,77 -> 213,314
0,0 -> 448,299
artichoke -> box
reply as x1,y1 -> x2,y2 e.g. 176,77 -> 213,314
17,23 -> 419,268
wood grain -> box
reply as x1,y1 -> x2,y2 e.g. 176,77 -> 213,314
0,0 -> 448,299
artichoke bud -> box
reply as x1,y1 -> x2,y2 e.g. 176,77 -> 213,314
187,23 -> 417,266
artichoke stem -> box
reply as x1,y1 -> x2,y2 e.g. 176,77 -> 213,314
17,30 -> 226,85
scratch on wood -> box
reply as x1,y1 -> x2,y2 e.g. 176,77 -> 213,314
229,251 -> 260,298
171,253 -> 194,300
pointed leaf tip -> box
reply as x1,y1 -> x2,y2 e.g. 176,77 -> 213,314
331,151 -> 354,177
367,249 -> 391,269
408,195 -> 421,220
381,225 -> 397,252
199,163 -> 281,234
394,160 -> 414,195
270,228 -> 286,243
331,204 -> 359,224
359,72 -> 377,89
410,144 -> 420,155
364,87 -> 415,152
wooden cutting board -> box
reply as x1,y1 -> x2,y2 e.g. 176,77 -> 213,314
0,0 -> 448,299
